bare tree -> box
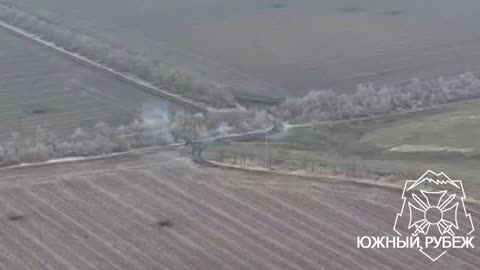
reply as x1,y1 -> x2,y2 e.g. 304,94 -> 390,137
277,73 -> 480,123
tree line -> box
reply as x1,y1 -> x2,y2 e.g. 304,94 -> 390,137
0,109 -> 272,166
0,3 -> 236,108
275,73 -> 480,123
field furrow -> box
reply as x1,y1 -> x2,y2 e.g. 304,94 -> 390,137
0,150 -> 478,269
0,27 -> 175,141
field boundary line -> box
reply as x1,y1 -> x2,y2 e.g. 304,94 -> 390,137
202,159 -> 480,207
0,20 -> 212,113
191,124 -> 480,205
204,159 -> 403,191
0,144 -> 184,171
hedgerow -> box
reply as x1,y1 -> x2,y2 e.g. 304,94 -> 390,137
0,109 -> 273,166
275,73 -> 480,123
0,3 -> 236,108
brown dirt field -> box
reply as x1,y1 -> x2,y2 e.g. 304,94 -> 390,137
0,149 -> 478,269
10,0 -> 480,96
0,27 -> 175,141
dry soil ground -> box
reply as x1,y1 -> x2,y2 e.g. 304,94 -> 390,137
0,26 -> 175,141
0,149 -> 478,269
9,0 -> 480,96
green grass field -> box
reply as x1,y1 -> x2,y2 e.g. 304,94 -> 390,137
275,100 -> 480,158
203,101 -> 480,198
362,101 -> 480,151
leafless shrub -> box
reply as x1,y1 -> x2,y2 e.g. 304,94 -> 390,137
171,111 -> 209,142
276,73 -> 480,123
0,106 -> 274,166
238,110 -> 273,132
18,143 -> 50,163
1,147 -> 19,165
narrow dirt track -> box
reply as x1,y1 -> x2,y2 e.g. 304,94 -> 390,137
0,150 -> 478,269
